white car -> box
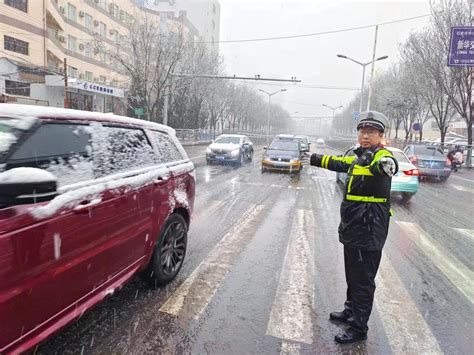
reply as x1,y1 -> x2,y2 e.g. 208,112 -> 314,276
315,138 -> 325,148
206,134 -> 254,165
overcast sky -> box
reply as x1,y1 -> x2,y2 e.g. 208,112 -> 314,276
217,0 -> 431,121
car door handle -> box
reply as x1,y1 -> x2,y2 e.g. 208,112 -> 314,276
73,198 -> 103,213
154,177 -> 168,186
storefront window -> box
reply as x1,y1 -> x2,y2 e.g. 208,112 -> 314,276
67,92 -> 93,111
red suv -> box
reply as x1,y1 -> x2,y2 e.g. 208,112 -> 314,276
0,104 -> 195,353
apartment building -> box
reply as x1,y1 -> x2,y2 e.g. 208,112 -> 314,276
0,0 -> 146,112
139,0 -> 220,53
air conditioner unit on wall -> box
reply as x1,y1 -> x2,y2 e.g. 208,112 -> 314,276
109,29 -> 115,35
93,77 -> 99,82
79,11 -> 85,18
59,35 -> 66,43
94,20 -> 99,26
79,43 -> 85,50
59,6 -> 65,14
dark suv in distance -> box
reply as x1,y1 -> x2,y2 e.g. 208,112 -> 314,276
403,144 -> 451,181
0,104 -> 195,354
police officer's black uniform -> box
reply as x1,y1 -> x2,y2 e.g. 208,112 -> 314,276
310,112 -> 398,343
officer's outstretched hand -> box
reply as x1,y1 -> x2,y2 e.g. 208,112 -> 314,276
379,157 -> 398,176
310,153 -> 323,167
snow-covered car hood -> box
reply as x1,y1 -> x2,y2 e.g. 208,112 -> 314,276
265,149 -> 299,159
209,142 -> 241,151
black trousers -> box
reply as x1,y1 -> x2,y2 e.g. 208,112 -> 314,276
342,246 -> 382,333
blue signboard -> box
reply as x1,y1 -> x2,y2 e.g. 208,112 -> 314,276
353,111 -> 360,120
448,26 -> 474,67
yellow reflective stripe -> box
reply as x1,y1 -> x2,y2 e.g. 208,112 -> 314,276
390,208 -> 394,216
369,149 -> 394,167
347,175 -> 354,193
332,156 -> 356,164
322,155 -> 329,169
346,194 -> 387,203
351,167 -> 374,176
324,156 -> 330,169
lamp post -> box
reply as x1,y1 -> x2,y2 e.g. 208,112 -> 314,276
336,54 -> 388,114
258,88 -> 287,141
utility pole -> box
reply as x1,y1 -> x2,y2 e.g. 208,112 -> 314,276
63,57 -> 68,109
366,25 -> 379,111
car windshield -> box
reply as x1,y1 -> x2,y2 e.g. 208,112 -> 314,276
0,118 -> 24,158
414,145 -> 444,157
295,137 -> 307,144
269,141 -> 299,151
215,136 -> 241,144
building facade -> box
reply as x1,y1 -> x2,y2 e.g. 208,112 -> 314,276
140,0 -> 220,52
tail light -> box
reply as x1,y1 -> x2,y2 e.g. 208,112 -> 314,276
445,158 -> 451,167
403,169 -> 419,176
409,156 -> 418,165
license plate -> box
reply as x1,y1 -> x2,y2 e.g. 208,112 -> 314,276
216,155 -> 225,160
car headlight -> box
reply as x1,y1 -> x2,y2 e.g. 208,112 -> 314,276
206,147 -> 212,154
231,148 -> 240,156
290,158 -> 300,163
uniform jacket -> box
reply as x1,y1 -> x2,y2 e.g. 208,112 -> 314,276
315,145 -> 397,250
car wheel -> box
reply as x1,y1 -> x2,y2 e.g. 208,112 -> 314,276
206,159 -> 211,165
238,152 -> 244,166
145,213 -> 187,286
401,193 -> 413,202
248,150 -> 253,162
261,166 -> 266,173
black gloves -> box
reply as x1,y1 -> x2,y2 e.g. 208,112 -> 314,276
310,153 -> 323,167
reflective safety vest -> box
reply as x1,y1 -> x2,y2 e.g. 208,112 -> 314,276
317,146 -> 398,250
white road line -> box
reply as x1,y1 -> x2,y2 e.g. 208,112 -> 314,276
451,184 -> 474,193
159,204 -> 264,318
454,228 -> 474,242
451,174 -> 474,184
190,155 -> 206,160
280,341 -> 301,355
396,222 -> 474,303
267,209 -> 315,345
376,255 -> 443,354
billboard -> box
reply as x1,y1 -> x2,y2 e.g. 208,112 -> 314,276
448,26 -> 474,67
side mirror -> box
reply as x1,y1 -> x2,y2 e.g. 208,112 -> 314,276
263,146 -> 268,150
0,168 -> 58,207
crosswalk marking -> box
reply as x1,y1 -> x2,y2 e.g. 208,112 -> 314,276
266,209 -> 315,345
451,184 -> 474,193
396,222 -> 474,303
376,254 -> 443,354
454,228 -> 474,242
159,204 -> 265,318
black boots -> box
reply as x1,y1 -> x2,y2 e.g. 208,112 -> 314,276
330,311 -> 367,344
335,327 -> 367,344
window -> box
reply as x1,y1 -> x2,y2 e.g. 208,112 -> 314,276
5,0 -> 28,13
84,42 -> 93,57
97,0 -> 107,10
68,35 -> 77,52
99,22 -> 107,37
7,123 -> 94,186
110,3 -> 119,17
85,13 -> 93,29
148,131 -> 184,163
99,50 -> 106,63
85,71 -> 93,81
4,35 -> 29,55
68,66 -> 77,78
89,124 -> 156,176
67,3 -> 77,21
5,80 -> 30,97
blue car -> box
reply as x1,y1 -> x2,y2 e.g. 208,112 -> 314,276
336,146 -> 419,202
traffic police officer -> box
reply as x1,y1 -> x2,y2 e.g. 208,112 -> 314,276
310,111 -> 398,343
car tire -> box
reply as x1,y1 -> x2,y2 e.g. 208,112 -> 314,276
206,159 -> 211,165
145,213 -> 188,286
238,152 -> 244,166
248,150 -> 253,162
261,166 -> 266,173
401,193 -> 413,202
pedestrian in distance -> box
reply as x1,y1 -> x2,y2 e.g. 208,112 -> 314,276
310,111 -> 398,344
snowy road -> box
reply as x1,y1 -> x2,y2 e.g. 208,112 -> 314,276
38,145 -> 474,354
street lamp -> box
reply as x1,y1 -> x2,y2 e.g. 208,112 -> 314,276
322,104 -> 343,119
258,88 -> 287,141
336,54 -> 388,113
